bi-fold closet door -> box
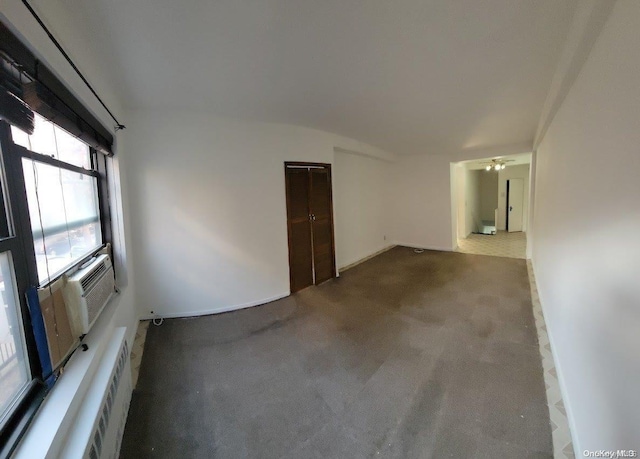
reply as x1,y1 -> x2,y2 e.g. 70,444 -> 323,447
284,162 -> 336,293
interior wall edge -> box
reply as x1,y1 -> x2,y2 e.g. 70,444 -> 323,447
529,257 -> 581,455
533,0 -> 616,149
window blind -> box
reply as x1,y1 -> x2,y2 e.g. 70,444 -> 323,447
0,21 -> 114,155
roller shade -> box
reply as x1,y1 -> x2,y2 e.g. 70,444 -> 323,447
22,81 -> 112,154
0,21 -> 114,155
0,81 -> 34,134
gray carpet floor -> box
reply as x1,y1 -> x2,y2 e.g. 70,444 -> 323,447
121,247 -> 552,458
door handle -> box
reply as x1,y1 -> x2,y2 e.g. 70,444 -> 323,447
509,206 -> 513,211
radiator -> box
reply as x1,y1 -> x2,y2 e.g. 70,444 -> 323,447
59,327 -> 132,459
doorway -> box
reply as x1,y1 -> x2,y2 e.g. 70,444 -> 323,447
451,154 -> 532,259
506,178 -> 524,232
284,162 -> 336,293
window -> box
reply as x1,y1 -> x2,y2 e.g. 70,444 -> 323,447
0,252 -> 31,425
0,123 -> 44,455
11,116 -> 103,285
1,22 -> 115,455
11,114 -> 91,169
0,116 -> 111,454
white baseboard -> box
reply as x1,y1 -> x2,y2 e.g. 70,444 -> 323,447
140,292 -> 291,320
392,241 -> 455,252
529,259 -> 580,456
338,244 -> 396,272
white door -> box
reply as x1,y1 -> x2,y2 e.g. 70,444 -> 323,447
507,178 -> 524,232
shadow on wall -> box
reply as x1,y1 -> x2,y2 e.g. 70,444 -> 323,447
134,168 -> 288,318
533,214 -> 640,450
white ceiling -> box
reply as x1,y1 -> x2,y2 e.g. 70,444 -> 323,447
59,0 -> 577,155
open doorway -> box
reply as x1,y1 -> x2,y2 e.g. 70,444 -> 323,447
506,178 -> 525,232
452,153 -> 532,259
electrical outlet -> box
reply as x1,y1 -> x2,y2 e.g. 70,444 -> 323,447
384,235 -> 387,241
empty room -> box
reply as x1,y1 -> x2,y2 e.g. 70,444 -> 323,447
0,1 -> 638,458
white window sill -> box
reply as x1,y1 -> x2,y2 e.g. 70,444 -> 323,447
12,287 -> 134,459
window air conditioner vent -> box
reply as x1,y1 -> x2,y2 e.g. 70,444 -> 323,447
81,261 -> 108,292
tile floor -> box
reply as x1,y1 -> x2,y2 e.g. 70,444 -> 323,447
130,319 -> 150,389
128,247 -> 575,458
457,230 -> 527,259
528,261 -> 575,459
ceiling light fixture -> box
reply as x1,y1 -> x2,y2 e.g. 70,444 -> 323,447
481,159 -> 512,171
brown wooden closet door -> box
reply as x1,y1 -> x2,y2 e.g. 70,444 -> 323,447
309,168 -> 335,284
285,168 -> 314,292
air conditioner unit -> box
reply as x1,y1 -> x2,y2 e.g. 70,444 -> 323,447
63,254 -> 116,338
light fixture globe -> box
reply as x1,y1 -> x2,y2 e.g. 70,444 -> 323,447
483,158 -> 512,171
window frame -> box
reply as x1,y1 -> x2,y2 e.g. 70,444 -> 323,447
0,118 -> 112,456
0,122 -> 46,457
10,126 -> 110,288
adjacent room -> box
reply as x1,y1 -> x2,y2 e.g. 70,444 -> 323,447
1,0 -> 639,458
453,154 -> 532,259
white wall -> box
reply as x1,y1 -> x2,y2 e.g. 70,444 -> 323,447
497,164 -> 530,231
532,0 -> 640,452
334,151 -> 392,269
389,154 -> 456,251
124,109 -> 395,318
465,169 -> 481,235
454,165 -> 467,240
454,166 -> 500,240
479,171 -> 498,222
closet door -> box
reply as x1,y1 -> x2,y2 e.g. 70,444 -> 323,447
309,168 -> 335,285
285,167 -> 314,292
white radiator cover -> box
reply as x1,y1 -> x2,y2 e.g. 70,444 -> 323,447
59,327 -> 132,459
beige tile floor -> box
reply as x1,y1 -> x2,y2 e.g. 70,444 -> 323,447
130,320 -> 150,388
457,230 -> 527,259
527,261 -> 575,459
128,251 -> 575,458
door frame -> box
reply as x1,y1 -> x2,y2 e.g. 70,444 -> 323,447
506,179 -> 510,231
284,162 -> 337,292
506,178 -> 524,232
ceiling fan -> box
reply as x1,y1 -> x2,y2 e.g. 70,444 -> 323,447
480,158 -> 515,171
